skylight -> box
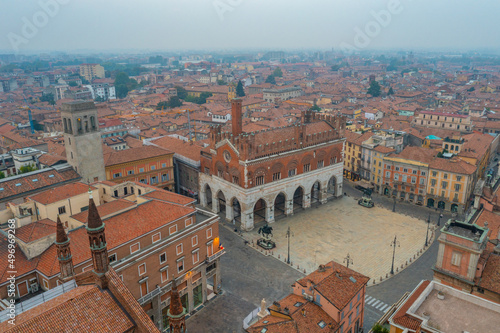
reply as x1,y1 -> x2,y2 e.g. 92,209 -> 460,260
294,302 -> 303,307
349,277 -> 357,283
32,179 -> 38,182
15,183 -> 21,187
48,174 -> 54,178
318,321 -> 326,328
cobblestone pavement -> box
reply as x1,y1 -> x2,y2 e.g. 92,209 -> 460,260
187,225 -> 304,333
241,195 -> 435,284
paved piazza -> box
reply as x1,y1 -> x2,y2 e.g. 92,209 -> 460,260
240,195 -> 435,283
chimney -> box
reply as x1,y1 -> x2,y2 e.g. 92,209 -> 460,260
231,98 -> 243,137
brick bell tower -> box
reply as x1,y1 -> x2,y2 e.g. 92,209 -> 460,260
86,189 -> 109,275
55,215 -> 74,282
231,98 -> 243,137
167,277 -> 187,333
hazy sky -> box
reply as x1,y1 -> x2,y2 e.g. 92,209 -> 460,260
1,0 -> 499,53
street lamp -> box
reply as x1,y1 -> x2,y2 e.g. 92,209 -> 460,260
437,210 -> 443,226
343,253 -> 353,269
285,226 -> 294,264
425,213 -> 431,247
390,235 -> 400,275
392,196 -> 396,212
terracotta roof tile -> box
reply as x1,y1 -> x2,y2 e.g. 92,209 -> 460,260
0,284 -> 135,332
295,261 -> 369,310
29,182 -> 95,205
16,219 -> 56,243
103,145 -> 173,166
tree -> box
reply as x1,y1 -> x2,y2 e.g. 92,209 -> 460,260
273,67 -> 283,77
236,80 -> 245,97
68,81 -> 78,87
0,171 -> 5,179
388,87 -> 394,95
40,93 -> 55,105
175,86 -> 187,100
114,72 -> 138,99
372,324 -> 389,333
265,75 -> 276,84
217,79 -> 226,85
310,104 -> 321,112
330,64 -> 341,71
19,164 -> 37,174
168,96 -> 183,108
367,81 -> 381,97
95,96 -> 105,102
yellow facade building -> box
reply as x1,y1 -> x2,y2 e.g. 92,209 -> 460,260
79,63 -> 105,82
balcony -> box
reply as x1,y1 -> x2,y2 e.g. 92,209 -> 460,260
206,249 -> 225,263
137,286 -> 162,305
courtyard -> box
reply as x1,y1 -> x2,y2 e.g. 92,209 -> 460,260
239,195 -> 435,283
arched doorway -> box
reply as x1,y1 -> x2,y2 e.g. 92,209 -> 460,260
293,187 -> 304,211
438,201 -> 446,210
205,184 -> 212,208
451,204 -> 458,213
326,176 -> 336,200
311,181 -> 321,204
217,191 -> 226,214
231,197 -> 241,223
274,192 -> 287,219
427,198 -> 435,208
253,199 -> 267,224
384,188 -> 390,196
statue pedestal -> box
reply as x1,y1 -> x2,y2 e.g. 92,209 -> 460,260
257,238 -> 276,250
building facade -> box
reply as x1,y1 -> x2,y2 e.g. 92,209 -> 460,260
104,145 -> 175,191
200,100 -> 345,231
79,63 -> 105,82
412,111 -> 473,133
0,180 -> 223,332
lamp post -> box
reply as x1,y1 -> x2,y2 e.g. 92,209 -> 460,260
392,196 -> 396,212
437,210 -> 443,226
343,253 -> 353,269
390,235 -> 400,275
425,213 -> 431,247
285,226 -> 293,264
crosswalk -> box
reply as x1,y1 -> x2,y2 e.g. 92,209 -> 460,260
365,295 -> 390,313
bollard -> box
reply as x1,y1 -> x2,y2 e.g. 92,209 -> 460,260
406,261 -> 408,266
396,267 -> 399,272
291,262 -> 293,266
401,264 -> 404,269
380,276 -> 382,281
284,258 -> 286,262
278,254 -> 280,259
297,265 -> 300,269
410,257 -> 412,263
386,273 -> 388,278
272,251 -> 274,255
303,269 -> 306,273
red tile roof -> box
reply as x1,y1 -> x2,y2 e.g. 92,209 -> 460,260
103,145 -> 173,166
70,198 -> 136,223
149,136 -> 203,162
16,219 -> 56,243
29,182 -> 95,205
141,189 -> 195,206
0,168 -> 80,201
391,280 -> 430,331
0,284 -> 135,332
247,293 -> 339,333
295,261 -> 369,311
